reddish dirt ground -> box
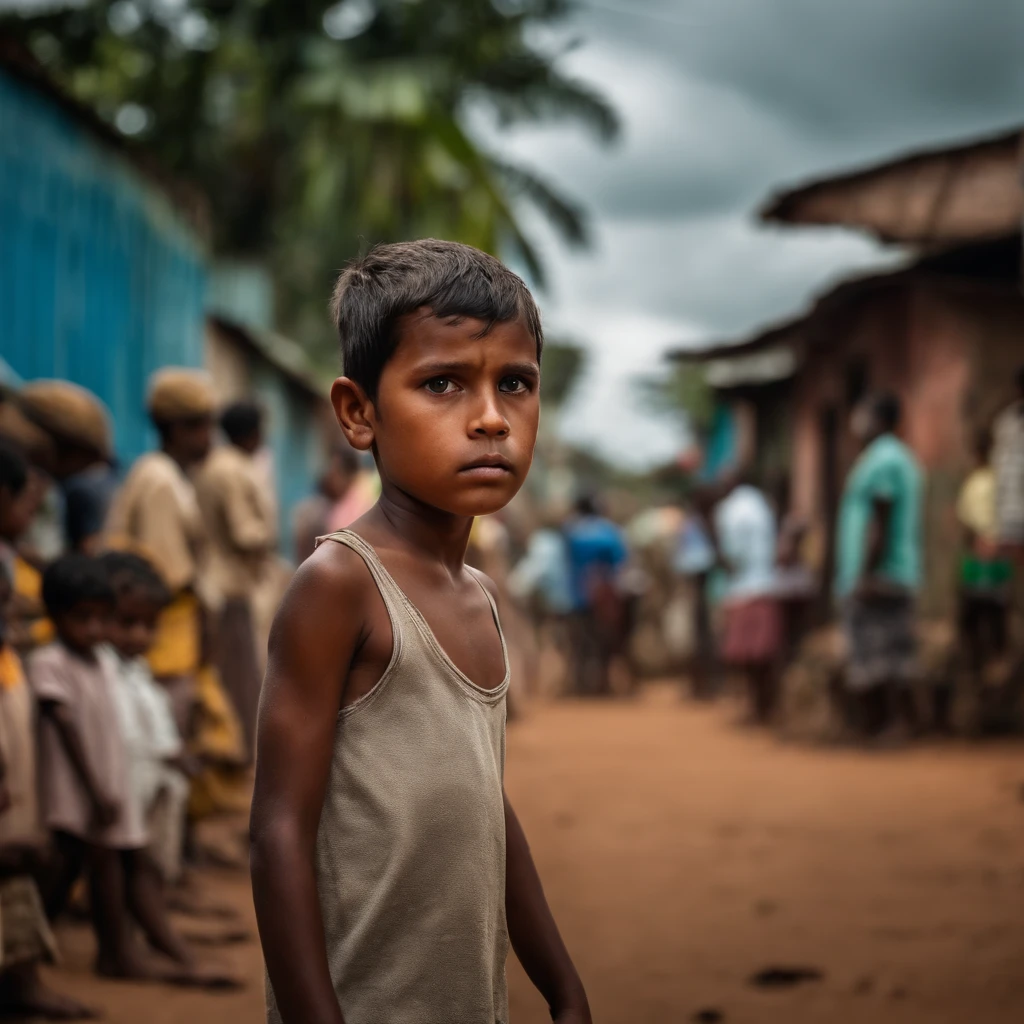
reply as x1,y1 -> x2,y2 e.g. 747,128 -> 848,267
43,685 -> 1024,1024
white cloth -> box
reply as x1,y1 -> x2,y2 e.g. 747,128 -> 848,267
107,649 -> 184,824
714,485 -> 777,601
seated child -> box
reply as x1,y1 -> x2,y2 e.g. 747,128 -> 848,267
0,563 -> 94,1020
29,555 -> 236,988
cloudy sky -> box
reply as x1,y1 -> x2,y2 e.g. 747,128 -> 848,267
484,0 -> 1024,466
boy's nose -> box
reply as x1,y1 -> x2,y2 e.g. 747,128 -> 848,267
470,399 -> 510,437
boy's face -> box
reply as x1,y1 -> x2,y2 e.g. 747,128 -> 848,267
108,589 -> 161,660
55,600 -> 112,658
338,312 -> 540,518
0,479 -> 38,542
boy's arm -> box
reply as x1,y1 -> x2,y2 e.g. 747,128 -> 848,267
40,702 -> 119,828
471,570 -> 589,1021
250,548 -> 369,1024
505,793 -> 590,1023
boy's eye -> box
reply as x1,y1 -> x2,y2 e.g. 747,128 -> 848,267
499,376 -> 530,394
425,378 -> 456,395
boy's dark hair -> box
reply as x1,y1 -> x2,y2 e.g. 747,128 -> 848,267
99,551 -> 171,609
221,401 -> 264,445
871,391 -> 901,432
41,554 -> 114,618
0,442 -> 29,498
330,239 -> 543,399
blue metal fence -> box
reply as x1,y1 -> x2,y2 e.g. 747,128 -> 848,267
0,69 -> 206,465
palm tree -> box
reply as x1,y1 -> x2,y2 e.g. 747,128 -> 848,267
4,0 -> 619,353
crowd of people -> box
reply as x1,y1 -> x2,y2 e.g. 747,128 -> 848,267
0,365 -> 324,1016
509,379 -> 1024,747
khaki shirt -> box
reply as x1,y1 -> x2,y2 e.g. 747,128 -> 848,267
105,451 -> 207,595
195,444 -> 276,607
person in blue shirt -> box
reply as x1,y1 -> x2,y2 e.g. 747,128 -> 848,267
563,495 -> 628,696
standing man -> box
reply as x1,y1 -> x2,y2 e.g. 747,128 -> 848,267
564,495 -> 628,696
105,368 -> 215,740
835,392 -> 923,740
713,472 -> 781,723
195,401 -> 276,759
19,380 -> 117,555
992,366 -> 1024,550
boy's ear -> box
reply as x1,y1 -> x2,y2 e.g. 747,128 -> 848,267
331,377 -> 376,452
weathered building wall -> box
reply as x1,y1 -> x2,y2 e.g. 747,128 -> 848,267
784,277 -> 1024,616
0,68 -> 206,464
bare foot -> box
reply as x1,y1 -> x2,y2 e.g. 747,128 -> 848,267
181,928 -> 252,947
165,891 -> 239,922
0,973 -> 98,1019
95,949 -> 161,982
166,964 -> 245,991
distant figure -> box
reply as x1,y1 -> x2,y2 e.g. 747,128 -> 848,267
835,392 -> 923,740
674,496 -> 718,699
105,368 -> 215,737
992,366 -> 1024,548
713,473 -> 781,723
196,401 -> 276,758
0,562 -> 94,1020
325,457 -> 380,533
19,381 -> 117,556
0,444 -> 47,654
956,428 -> 1012,693
291,443 -> 359,564
564,495 -> 629,695
30,555 -> 148,977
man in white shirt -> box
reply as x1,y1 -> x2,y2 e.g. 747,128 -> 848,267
713,473 -> 782,723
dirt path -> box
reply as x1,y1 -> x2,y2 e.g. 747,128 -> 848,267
45,685 -> 1024,1023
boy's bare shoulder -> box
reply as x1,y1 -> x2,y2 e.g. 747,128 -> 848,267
275,539 -> 374,627
467,566 -> 501,606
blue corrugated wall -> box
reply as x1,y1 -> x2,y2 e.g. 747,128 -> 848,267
0,69 -> 206,465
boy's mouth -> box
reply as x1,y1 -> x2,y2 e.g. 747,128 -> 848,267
459,454 -> 514,479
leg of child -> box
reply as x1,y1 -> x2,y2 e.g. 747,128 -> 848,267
0,962 -> 96,1020
122,850 -> 242,989
42,831 -> 88,922
88,844 -> 153,979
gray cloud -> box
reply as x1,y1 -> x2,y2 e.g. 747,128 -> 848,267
483,0 -> 1024,465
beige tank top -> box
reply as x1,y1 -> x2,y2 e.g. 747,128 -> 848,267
266,530 -> 510,1024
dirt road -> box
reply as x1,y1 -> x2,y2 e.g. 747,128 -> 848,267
47,685 -> 1024,1023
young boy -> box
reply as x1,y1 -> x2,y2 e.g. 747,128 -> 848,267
0,563 -> 94,1020
100,552 -> 191,886
28,553 -> 149,976
29,555 -> 235,988
251,239 -> 590,1024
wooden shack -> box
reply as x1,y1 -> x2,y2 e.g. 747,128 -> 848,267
678,127 -> 1024,616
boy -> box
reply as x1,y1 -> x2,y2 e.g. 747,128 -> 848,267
0,563 -> 94,1020
29,555 -> 235,988
28,554 -> 149,977
101,552 -> 191,887
251,240 -> 590,1024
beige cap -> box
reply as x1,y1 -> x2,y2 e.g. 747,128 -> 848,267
19,379 -> 113,459
0,391 -> 56,463
147,367 -> 217,423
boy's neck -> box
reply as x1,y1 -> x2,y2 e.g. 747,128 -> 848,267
59,639 -> 99,664
371,481 -> 473,573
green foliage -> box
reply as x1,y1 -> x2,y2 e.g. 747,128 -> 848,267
634,361 -> 715,436
540,338 -> 585,408
4,0 -> 618,358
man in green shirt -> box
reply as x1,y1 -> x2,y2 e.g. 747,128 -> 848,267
835,392 -> 923,739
